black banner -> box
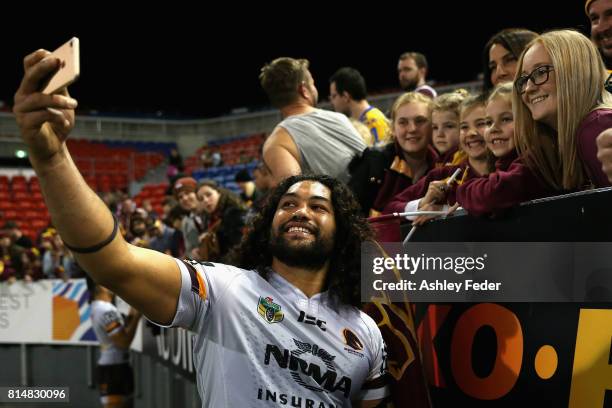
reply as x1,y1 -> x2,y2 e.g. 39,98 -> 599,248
398,188 -> 612,407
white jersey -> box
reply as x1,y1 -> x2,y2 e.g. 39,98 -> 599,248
165,259 -> 389,408
91,300 -> 129,365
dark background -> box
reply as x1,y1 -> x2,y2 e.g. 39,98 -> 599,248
1,4 -> 589,119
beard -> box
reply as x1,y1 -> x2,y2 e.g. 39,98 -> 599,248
269,225 -> 334,270
400,79 -> 417,92
400,77 -> 418,92
594,30 -> 612,66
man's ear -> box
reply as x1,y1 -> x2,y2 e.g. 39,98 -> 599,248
341,91 -> 352,102
298,82 -> 309,99
419,67 -> 427,80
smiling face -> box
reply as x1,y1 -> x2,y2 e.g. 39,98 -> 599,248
269,181 -> 336,270
589,0 -> 612,61
431,110 -> 460,155
394,101 -> 432,155
519,43 -> 558,130
459,105 -> 489,161
485,97 -> 515,157
489,43 -> 518,86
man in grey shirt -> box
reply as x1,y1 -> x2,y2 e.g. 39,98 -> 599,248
260,58 -> 366,185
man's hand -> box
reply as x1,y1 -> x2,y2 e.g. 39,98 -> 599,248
12,47 -> 181,326
13,49 -> 78,164
596,128 -> 612,183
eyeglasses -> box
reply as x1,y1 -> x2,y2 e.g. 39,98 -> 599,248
515,65 -> 555,95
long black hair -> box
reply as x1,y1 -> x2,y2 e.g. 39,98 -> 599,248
482,28 -> 538,95
228,174 -> 374,308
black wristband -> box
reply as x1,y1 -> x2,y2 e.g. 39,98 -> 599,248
64,214 -> 119,254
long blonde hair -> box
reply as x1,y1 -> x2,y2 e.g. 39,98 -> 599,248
513,29 -> 612,189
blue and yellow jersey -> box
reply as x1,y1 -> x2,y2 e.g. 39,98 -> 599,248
360,106 -> 391,146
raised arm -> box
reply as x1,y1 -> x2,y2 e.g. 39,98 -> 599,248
13,49 -> 180,325
455,160 -> 549,217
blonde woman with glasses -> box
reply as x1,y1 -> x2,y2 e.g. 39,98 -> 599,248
513,29 -> 612,190
446,30 -> 612,218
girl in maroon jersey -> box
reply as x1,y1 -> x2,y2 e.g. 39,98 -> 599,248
383,94 -> 495,224
455,82 -> 553,217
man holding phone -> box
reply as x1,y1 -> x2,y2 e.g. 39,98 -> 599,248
13,48 -> 389,407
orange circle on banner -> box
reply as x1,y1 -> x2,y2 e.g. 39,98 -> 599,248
534,345 -> 558,380
450,303 -> 523,400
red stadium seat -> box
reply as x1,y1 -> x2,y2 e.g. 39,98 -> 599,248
23,210 -> 39,219
11,183 -> 27,193
19,202 -> 35,211
0,201 -> 15,211
112,175 -> 128,189
13,191 -> 29,201
150,196 -> 164,206
31,219 -> 48,231
153,187 -> 167,196
3,210 -> 18,220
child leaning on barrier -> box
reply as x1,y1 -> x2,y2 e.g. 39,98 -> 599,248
383,94 -> 495,224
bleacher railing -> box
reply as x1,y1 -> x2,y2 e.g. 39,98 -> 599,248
0,81 -> 482,146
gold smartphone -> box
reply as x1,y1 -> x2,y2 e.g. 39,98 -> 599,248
41,37 -> 80,94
